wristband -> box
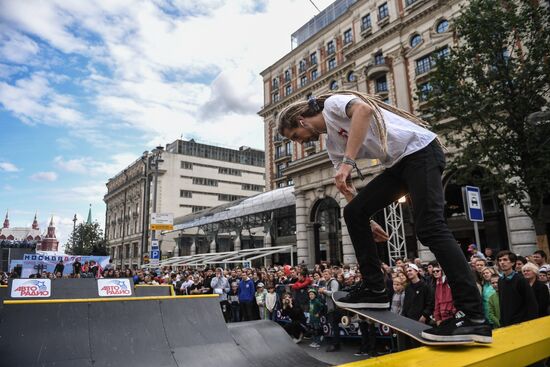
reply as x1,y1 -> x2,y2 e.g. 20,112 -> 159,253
341,156 -> 365,180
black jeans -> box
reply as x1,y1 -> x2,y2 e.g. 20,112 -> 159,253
344,140 -> 484,320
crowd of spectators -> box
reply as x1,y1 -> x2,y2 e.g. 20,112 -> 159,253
1,247 -> 548,357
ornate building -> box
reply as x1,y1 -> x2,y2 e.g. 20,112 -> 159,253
0,211 -> 42,242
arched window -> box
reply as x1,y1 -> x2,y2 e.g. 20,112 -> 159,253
346,71 -> 356,82
410,34 -> 421,47
436,19 -> 449,33
329,80 -> 338,90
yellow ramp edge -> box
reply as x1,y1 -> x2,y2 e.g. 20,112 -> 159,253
338,316 -> 550,367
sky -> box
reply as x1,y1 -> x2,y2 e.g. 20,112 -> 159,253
0,0 -> 336,247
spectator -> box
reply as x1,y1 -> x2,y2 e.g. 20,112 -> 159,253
401,264 -> 433,324
188,275 -> 204,294
496,250 -> 538,327
481,267 -> 497,324
53,260 -> 64,275
521,262 -> 549,318
291,269 -> 312,308
307,288 -> 323,348
227,282 -> 240,322
238,273 -> 256,321
390,277 -> 405,315
255,282 -> 268,320
318,269 -> 341,352
468,244 -> 486,260
539,266 -> 549,292
265,283 -> 279,320
484,248 -> 495,266
211,267 -> 230,322
433,265 -> 456,325
515,256 -> 528,273
532,250 -> 548,268
281,292 -> 307,343
72,259 -> 82,275
104,259 -> 114,272
487,274 -> 500,328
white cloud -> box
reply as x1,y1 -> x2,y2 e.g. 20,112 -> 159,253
0,161 -> 20,172
54,153 -> 137,177
0,28 -> 39,64
31,171 -> 58,181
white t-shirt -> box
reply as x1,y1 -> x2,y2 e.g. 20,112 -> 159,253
323,94 -> 436,168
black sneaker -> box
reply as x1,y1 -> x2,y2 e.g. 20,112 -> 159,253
334,288 -> 390,309
421,315 -> 492,343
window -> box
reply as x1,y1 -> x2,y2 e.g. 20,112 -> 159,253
284,69 -> 291,82
272,77 -> 279,89
219,167 -> 241,176
330,80 -> 339,90
419,82 -> 432,102
275,145 -> 283,158
416,54 -> 433,75
310,52 -> 317,65
218,194 -> 244,201
180,190 -> 192,198
378,3 -> 389,20
361,14 -> 371,30
181,161 -> 193,169
300,75 -> 308,87
405,0 -> 416,6
242,184 -> 263,192
277,182 -> 286,188
347,71 -> 356,82
276,163 -> 286,178
285,85 -> 292,96
374,52 -> 384,65
328,57 -> 336,70
272,92 -> 280,103
344,29 -> 353,44
191,206 -> 210,213
327,40 -> 335,55
299,59 -> 307,73
410,34 -> 421,48
436,46 -> 450,59
382,97 -> 391,104
285,141 -> 293,156
375,75 -> 388,92
192,177 -> 218,186
311,68 -> 318,80
436,19 -> 449,33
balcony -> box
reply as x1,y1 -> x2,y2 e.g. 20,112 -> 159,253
304,141 -> 316,152
377,14 -> 389,27
366,61 -> 390,80
360,23 -> 372,37
327,47 -> 336,56
274,151 -> 292,162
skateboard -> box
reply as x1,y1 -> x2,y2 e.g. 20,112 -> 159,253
332,291 -> 473,346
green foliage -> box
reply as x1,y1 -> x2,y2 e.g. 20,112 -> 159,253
65,222 -> 108,256
426,0 -> 550,231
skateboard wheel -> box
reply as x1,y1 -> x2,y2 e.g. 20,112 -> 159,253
341,315 -> 350,327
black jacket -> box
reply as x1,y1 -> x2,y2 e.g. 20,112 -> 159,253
498,272 -> 538,327
401,279 -> 434,322
532,280 -> 549,317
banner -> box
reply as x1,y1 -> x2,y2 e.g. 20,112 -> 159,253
97,278 -> 132,297
22,253 -> 110,277
11,279 -> 51,298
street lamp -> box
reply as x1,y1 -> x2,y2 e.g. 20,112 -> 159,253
151,145 -> 164,244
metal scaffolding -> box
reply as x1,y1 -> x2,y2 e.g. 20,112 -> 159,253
384,201 -> 407,264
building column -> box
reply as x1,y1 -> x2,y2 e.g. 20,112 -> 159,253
233,233 -> 241,252
391,54 -> 412,112
209,237 -> 216,253
190,237 -> 196,255
504,204 -> 537,256
295,191 -> 310,266
306,223 -> 316,269
264,231 -> 272,267
339,196 -> 357,265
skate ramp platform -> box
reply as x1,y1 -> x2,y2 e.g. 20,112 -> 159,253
0,295 -> 326,367
134,284 -> 174,297
228,320 -> 329,367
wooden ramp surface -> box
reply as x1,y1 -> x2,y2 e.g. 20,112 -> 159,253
337,316 -> 550,367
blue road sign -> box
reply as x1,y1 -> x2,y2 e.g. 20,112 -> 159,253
464,186 -> 484,222
151,249 -> 160,260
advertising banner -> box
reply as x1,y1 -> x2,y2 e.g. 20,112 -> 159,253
10,279 -> 51,298
97,278 -> 132,297
22,253 -> 110,277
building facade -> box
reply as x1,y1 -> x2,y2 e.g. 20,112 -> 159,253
258,0 -> 538,267
104,139 -> 265,268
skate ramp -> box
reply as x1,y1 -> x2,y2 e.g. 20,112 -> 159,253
0,295 -> 326,367
0,285 -> 6,314
134,284 -> 174,297
228,320 -> 329,367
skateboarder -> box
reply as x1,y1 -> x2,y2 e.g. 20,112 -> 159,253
278,91 -> 492,343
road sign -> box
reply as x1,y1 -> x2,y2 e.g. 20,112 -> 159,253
151,239 -> 159,251
150,213 -> 174,231
463,186 -> 484,222
150,249 -> 160,267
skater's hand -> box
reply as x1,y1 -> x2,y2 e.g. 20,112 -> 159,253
370,220 -> 389,242
334,164 -> 355,199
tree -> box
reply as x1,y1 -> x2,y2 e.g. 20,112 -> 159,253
426,0 -> 550,249
65,222 -> 108,256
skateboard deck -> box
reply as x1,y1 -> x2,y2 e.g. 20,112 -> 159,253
332,291 -> 473,346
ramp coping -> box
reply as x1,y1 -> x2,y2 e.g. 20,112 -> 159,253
337,316 -> 550,367
4,294 -> 218,305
